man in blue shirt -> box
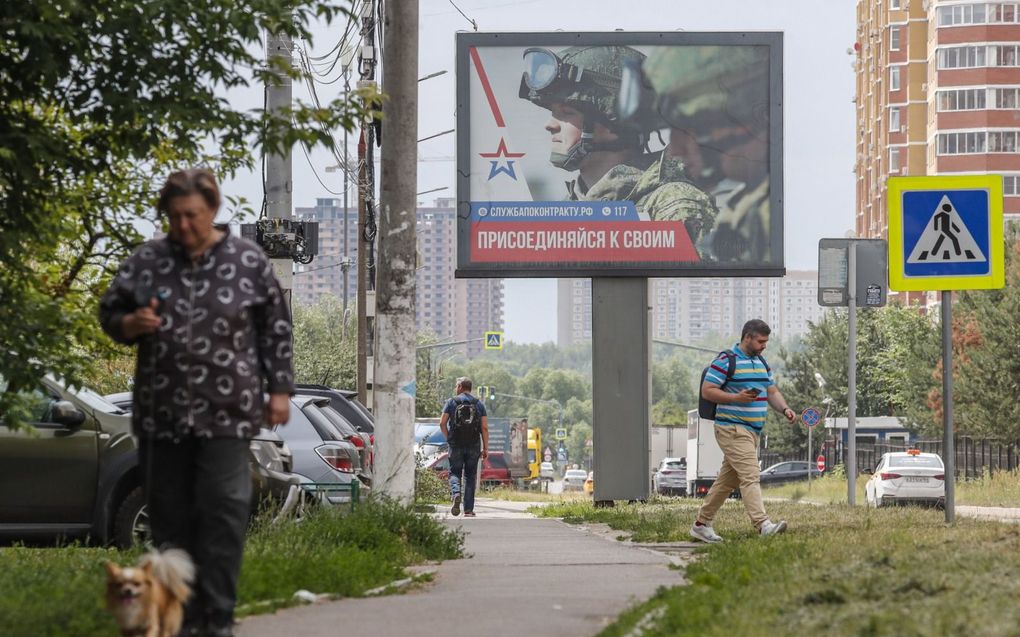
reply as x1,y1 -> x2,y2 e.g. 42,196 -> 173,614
690,319 -> 796,543
440,377 -> 489,517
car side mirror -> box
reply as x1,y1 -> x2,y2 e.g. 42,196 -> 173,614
652,467 -> 658,473
51,401 -> 86,428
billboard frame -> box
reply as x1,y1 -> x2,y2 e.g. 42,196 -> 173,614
455,30 -> 785,279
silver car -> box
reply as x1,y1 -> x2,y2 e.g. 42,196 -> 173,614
562,469 -> 588,491
275,397 -> 368,504
653,457 -> 688,496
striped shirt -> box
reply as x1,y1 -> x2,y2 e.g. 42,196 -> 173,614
703,344 -> 774,433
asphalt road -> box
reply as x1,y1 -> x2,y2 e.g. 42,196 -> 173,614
237,499 -> 681,637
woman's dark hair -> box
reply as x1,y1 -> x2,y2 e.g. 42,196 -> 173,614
157,168 -> 221,214
741,319 -> 771,340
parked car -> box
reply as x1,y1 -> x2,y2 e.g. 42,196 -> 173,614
275,396 -> 369,504
295,384 -> 374,433
866,450 -> 945,508
583,471 -> 594,495
414,420 -> 447,461
427,451 -> 513,487
539,461 -> 555,481
293,386 -> 375,474
562,469 -> 588,491
759,461 -> 822,486
652,457 -> 688,496
104,392 -> 302,542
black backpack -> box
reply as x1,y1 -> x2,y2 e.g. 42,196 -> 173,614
449,396 -> 481,446
698,350 -> 770,419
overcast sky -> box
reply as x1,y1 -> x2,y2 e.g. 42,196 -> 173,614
221,0 -> 858,345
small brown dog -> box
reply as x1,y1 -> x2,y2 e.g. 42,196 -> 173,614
105,549 -> 195,637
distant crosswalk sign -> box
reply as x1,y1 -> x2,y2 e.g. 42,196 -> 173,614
484,331 -> 503,350
888,175 -> 1004,291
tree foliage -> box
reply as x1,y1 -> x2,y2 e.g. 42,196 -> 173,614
945,236 -> 1020,439
1,1 -> 377,419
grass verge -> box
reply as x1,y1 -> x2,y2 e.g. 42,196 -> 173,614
483,486 -> 590,503
0,499 -> 463,637
538,499 -> 1020,637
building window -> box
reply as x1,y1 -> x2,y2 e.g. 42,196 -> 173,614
997,45 -> 1020,66
890,66 -> 901,91
890,26 -> 901,51
1004,175 -> 1020,195
937,131 -> 987,154
938,3 -> 987,25
995,87 -> 1020,108
938,88 -> 987,111
937,46 -> 986,69
994,3 -> 1019,22
890,0 -> 900,7
889,147 -> 900,173
890,107 -> 901,132
988,130 -> 1020,152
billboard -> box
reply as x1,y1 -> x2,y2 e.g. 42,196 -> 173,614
456,32 -> 784,278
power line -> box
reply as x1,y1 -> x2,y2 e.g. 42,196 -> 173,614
446,0 -> 478,30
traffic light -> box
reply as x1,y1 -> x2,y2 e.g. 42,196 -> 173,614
477,385 -> 489,400
487,386 -> 496,401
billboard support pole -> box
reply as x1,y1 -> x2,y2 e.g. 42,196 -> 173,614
592,278 -> 650,504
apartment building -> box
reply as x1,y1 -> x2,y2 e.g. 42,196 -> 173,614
856,0 -> 1020,302
294,198 -> 503,356
556,272 -> 827,347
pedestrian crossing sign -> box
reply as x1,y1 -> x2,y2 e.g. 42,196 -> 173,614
888,175 -> 1004,291
484,331 -> 503,350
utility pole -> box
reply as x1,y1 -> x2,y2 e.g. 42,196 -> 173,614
357,0 -> 378,409
266,27 -> 293,306
374,0 -> 418,500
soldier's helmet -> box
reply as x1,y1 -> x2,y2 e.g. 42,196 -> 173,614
623,45 -> 770,133
519,45 -> 651,131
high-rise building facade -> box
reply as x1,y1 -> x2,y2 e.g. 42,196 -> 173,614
556,272 -> 826,347
294,198 -> 503,356
856,0 -> 1020,303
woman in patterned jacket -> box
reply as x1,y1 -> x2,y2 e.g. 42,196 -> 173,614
99,168 -> 293,637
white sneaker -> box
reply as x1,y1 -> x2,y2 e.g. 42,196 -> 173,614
759,519 -> 788,537
689,522 -> 724,543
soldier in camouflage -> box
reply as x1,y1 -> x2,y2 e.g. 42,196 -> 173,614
628,46 -> 773,263
518,45 -> 718,252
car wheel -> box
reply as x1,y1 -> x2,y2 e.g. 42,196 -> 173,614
113,486 -> 151,549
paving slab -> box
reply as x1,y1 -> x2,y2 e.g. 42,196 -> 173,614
237,499 -> 682,637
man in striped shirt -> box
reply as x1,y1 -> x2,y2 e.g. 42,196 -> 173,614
690,319 -> 796,543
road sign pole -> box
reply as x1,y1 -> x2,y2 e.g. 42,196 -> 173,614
847,240 -> 857,506
942,290 -> 956,523
807,426 -> 812,488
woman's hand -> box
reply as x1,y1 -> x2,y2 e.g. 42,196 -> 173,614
266,393 -> 290,426
122,299 -> 161,340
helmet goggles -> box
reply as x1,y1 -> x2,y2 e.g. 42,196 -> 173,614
518,47 -> 622,106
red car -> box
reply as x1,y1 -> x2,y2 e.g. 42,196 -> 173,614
427,451 -> 512,487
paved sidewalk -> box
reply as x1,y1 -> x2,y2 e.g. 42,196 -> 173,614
958,505 -> 1020,523
237,499 -> 682,637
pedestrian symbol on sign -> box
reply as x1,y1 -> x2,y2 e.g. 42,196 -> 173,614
908,195 -> 985,265
484,331 -> 503,350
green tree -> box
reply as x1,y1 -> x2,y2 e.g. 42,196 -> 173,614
947,236 -> 1020,439
652,353 -> 698,426
292,295 -> 357,389
1,1 -> 378,421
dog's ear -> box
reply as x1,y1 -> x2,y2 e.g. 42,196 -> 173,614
105,561 -> 121,578
141,560 -> 154,576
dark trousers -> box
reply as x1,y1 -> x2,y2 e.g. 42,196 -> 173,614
140,437 -> 252,627
448,445 -> 481,513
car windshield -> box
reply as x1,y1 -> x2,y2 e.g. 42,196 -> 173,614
70,385 -> 126,415
664,461 -> 685,470
565,470 -> 587,478
318,405 -> 359,437
487,454 -> 508,469
889,455 -> 942,468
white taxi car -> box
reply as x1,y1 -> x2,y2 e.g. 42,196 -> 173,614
865,449 -> 945,508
